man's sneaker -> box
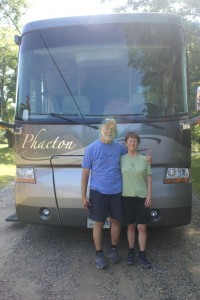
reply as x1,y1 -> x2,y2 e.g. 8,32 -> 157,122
95,252 -> 107,270
138,253 -> 151,269
127,249 -> 135,266
110,247 -> 120,264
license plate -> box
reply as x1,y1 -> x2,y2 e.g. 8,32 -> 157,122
87,218 -> 110,229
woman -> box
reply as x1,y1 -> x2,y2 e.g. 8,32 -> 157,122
121,132 -> 152,269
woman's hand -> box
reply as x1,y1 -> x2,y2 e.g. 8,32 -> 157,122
144,195 -> 151,207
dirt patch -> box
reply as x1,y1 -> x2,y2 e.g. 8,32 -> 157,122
0,184 -> 200,300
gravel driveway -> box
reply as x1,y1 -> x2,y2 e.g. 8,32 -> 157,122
0,183 -> 200,300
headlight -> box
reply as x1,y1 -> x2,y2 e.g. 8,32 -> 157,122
16,167 -> 36,183
164,168 -> 190,184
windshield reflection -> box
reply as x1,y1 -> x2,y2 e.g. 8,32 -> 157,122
17,22 -> 188,120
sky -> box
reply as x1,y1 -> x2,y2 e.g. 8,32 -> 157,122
22,0 -> 128,25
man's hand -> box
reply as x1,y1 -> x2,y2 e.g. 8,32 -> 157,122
82,196 -> 91,209
146,154 -> 152,164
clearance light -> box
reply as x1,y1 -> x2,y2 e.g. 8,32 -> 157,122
40,208 -> 51,220
150,210 -> 158,217
164,168 -> 190,184
42,208 -> 50,216
150,209 -> 161,222
16,167 -> 36,183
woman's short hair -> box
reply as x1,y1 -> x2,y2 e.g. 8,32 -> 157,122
125,131 -> 140,144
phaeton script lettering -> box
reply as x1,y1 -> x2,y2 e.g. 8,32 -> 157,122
22,128 -> 76,150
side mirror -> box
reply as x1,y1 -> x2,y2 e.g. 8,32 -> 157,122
22,109 -> 29,121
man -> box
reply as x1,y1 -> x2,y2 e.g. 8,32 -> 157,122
81,118 -> 126,270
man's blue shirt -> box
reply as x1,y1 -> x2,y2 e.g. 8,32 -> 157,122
82,139 -> 126,194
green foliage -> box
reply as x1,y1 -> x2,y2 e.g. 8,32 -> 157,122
0,0 -> 28,26
0,144 -> 15,189
191,154 -> 200,195
192,124 -> 200,143
0,0 -> 28,147
102,0 -> 200,113
0,128 -> 6,143
0,27 -> 17,146
191,124 -> 200,152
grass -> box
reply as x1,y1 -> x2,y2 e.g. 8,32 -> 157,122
0,143 -> 200,195
0,144 -> 16,189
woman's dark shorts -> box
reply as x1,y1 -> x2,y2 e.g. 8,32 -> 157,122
89,189 -> 123,222
122,196 -> 150,225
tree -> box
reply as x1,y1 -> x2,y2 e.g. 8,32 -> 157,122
101,0 -> 200,112
0,0 -> 28,27
0,0 -> 28,147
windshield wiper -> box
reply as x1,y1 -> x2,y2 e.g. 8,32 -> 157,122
50,113 -> 98,130
87,114 -> 145,117
89,114 -> 164,129
39,32 -> 86,122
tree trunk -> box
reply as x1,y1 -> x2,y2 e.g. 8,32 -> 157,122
4,129 -> 14,148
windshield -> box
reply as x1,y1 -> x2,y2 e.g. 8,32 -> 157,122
16,22 -> 188,121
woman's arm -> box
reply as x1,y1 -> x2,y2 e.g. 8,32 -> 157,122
145,174 -> 152,207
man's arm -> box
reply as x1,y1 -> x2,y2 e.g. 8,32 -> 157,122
81,168 -> 91,208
